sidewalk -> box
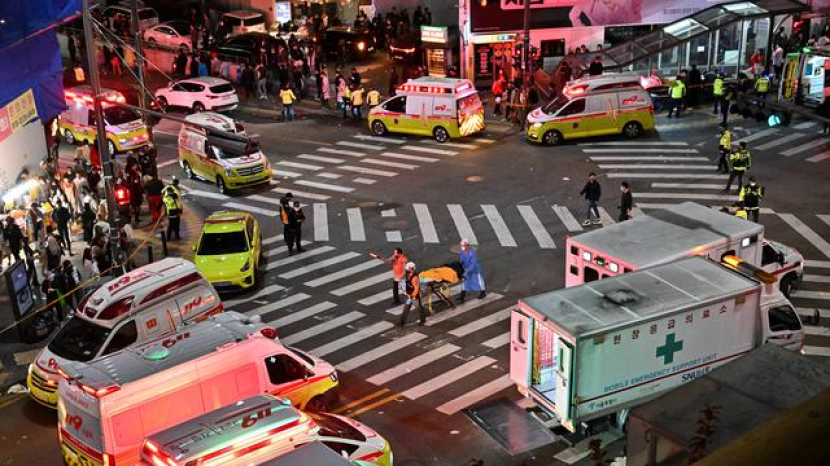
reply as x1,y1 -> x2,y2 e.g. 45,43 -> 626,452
0,194 -> 203,394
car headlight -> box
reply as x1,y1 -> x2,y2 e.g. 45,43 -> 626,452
119,138 -> 127,143
28,363 -> 34,376
531,122 -> 542,129
357,41 -> 365,51
225,168 -> 235,177
241,258 -> 250,272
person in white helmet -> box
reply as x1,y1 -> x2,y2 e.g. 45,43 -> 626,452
399,261 -> 427,326
459,239 -> 486,302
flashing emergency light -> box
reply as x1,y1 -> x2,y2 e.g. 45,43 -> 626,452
115,186 -> 131,206
768,114 -> 782,127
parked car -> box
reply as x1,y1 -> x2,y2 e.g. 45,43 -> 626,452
212,32 -> 284,63
388,33 -> 421,64
102,4 -> 159,32
222,10 -> 268,36
155,77 -> 239,113
319,26 -> 375,61
142,21 -> 191,51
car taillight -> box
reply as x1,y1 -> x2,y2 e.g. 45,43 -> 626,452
56,366 -> 71,381
81,384 -> 121,398
260,327 -> 278,339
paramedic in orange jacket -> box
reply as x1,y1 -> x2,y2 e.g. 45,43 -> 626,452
388,248 -> 408,305
399,262 -> 427,327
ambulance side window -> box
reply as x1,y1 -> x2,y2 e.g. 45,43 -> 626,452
768,306 -> 802,332
87,110 -> 96,126
384,96 -> 406,113
264,354 -> 307,384
102,321 -> 138,356
558,99 -> 586,116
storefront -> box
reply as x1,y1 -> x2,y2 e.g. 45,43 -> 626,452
0,90 -> 47,196
421,25 -> 459,77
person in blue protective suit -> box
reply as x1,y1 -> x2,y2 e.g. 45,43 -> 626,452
458,238 -> 486,302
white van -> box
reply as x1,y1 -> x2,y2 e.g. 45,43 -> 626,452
27,258 -> 222,408
178,112 -> 272,194
57,312 -> 339,466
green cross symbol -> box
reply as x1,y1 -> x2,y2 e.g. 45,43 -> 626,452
656,333 -> 684,365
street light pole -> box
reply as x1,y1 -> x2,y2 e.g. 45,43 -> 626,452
82,0 -> 123,275
522,0 -> 531,89
130,0 -> 152,144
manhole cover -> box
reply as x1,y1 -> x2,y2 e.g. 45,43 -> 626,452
464,397 -> 557,455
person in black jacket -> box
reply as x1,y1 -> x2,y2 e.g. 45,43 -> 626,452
619,181 -> 634,221
287,201 -> 306,254
580,172 -> 602,226
3,217 -> 24,263
54,200 -> 73,255
588,56 -> 604,76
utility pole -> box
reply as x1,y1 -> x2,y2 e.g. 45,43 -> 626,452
522,0 -> 531,89
130,0 -> 152,143
82,0 -> 123,275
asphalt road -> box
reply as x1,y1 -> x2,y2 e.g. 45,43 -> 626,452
4,99 -> 830,466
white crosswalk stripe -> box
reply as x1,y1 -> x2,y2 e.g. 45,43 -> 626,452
401,356 -> 496,400
517,205 -> 556,249
421,139 -> 479,150
297,154 -> 345,164
353,177 -> 377,184
295,180 -> 355,193
278,252 -> 362,279
794,121 -> 818,130
265,246 -> 336,270
276,160 -> 324,171
249,293 -> 312,318
184,189 -> 229,200
380,151 -> 439,163
755,132 -> 806,150
579,141 -> 689,146
304,259 -> 383,287
778,213 -> 830,259
553,205 -> 583,232
589,156 -> 710,162
739,128 -> 779,142
339,165 -> 398,177
482,205 -> 517,247
337,141 -> 385,151
651,183 -> 725,190
386,231 -> 403,242
425,293 -> 503,326
807,151 -> 830,163
436,375 -> 514,415
223,202 -> 279,217
635,192 -> 735,201
336,333 -> 427,372
400,145 -> 458,156
358,289 -> 395,306
354,134 -> 406,144
583,148 -> 699,154
317,172 -> 343,179
272,169 -> 303,178
318,147 -> 365,157
606,173 -> 728,179
367,344 -> 460,385
449,308 -> 511,337
482,333 -> 510,349
266,241 -> 311,257
361,158 -> 419,169
281,311 -> 365,346
313,203 -> 329,241
597,164 -> 716,170
225,283 -> 285,308
598,207 -> 616,225
271,187 -> 332,201
309,321 -> 395,357
268,302 -> 337,328
780,138 -> 828,156
347,207 -> 366,241
414,203 -> 440,243
448,204 -> 478,245
247,194 -> 285,206
331,271 -> 391,296
263,234 -> 284,246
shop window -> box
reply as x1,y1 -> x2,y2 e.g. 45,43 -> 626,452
540,39 -> 565,58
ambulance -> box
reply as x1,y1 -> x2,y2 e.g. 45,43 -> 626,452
57,312 -> 339,466
368,77 -> 485,143
59,86 -> 150,155
136,395 -> 392,466
565,202 -> 803,297
178,112 -> 272,194
526,77 -> 654,145
27,258 -> 222,408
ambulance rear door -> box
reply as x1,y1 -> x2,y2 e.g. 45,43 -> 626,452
509,308 -> 533,390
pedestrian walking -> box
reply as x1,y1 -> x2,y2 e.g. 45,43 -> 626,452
163,192 -> 182,241
580,172 -> 602,226
459,239 -> 486,302
739,177 -> 764,223
619,182 -> 633,221
288,201 -> 305,253
716,125 -> 731,173
371,248 -> 407,305
491,77 -> 504,118
667,75 -> 686,118
725,141 -> 751,193
255,62 -> 268,100
279,83 -> 297,122
398,262 -> 426,326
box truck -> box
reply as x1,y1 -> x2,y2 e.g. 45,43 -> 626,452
565,202 -> 803,296
510,256 -> 804,433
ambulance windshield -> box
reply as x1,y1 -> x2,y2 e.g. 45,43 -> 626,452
542,95 -> 569,115
207,135 -> 260,160
103,106 -> 141,126
49,318 -> 111,362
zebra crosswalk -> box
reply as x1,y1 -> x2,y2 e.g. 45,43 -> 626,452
735,120 -> 830,163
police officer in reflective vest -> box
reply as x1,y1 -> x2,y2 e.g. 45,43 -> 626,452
716,124 -> 731,173
739,177 -> 765,222
726,141 -> 751,194
163,191 -> 182,241
754,73 -> 770,108
278,192 -> 295,254
667,76 -> 686,118
712,73 -> 725,114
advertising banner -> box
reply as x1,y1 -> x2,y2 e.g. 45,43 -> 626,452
0,89 -> 38,144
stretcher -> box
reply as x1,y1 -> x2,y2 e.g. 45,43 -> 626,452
419,264 -> 462,312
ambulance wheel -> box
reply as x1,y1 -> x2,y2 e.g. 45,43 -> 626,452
157,97 -> 168,112
543,130 -> 562,146
305,394 -> 329,412
623,122 -> 642,139
62,129 -> 75,145
371,120 -> 387,136
192,101 -> 205,113
107,140 -> 116,156
183,161 -> 194,180
780,274 -> 796,298
433,126 -> 449,143
216,176 -> 228,194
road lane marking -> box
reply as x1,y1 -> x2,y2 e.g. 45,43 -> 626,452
361,158 -> 419,169
281,311 -> 365,345
318,147 -> 365,157
387,285 -> 462,316
755,132 -> 806,150
265,246 -> 336,270
157,159 -> 179,168
331,271 -> 391,296
794,121 -> 818,130
482,204 -> 517,247
400,145 -> 458,156
339,165 -> 398,177
449,307 -> 511,337
367,344 -> 461,385
249,293 -> 312,318
354,134 -> 406,144
482,333 -> 510,349
304,259 -> 383,287
583,148 -> 699,154
336,333 -> 428,373
635,192 -> 736,201
297,154 -> 345,164
578,141 -> 689,146
271,187 -> 331,201
347,207 -> 366,241
223,202 -> 279,217
552,206 -> 583,232
606,173 -> 728,179
651,183 -> 726,189
739,128 -> 779,143
353,178 -> 377,184
345,393 -> 402,418
358,289 -> 394,306
279,252 -> 361,279
337,141 -> 385,151
185,189 -> 229,200
276,160 -> 324,171
802,346 -> 830,357
598,207 -> 616,225
805,260 -> 830,268
597,164 -> 716,170
263,234 -> 284,246
386,231 -> 403,242
310,321 -> 396,357
780,138 -> 828,156
247,194 -> 286,206
381,209 -> 396,217
517,205 -> 556,249
268,301 -> 337,328
421,139 -> 479,150
332,389 -> 391,414
426,293 -> 503,326
225,284 -> 285,307
447,204 -> 478,245
779,213 -> 830,259
295,180 -> 354,193
807,151 -> 830,163
313,203 -> 329,241
791,290 -> 830,300
380,151 -> 439,163
436,375 -> 514,415
272,169 -> 302,178
317,172 -> 343,179
401,356 -> 496,400
265,241 -> 312,258
589,156 -> 710,161
413,203 -> 440,243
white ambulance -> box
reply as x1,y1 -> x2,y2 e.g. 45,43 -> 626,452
59,86 -> 150,155
57,312 -> 339,466
28,258 -> 222,408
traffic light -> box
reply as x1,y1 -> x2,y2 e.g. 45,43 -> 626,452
115,185 -> 131,206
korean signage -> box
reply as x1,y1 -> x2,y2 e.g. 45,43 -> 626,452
421,25 -> 449,44
275,1 -> 291,24
0,89 -> 38,144
500,0 -> 564,10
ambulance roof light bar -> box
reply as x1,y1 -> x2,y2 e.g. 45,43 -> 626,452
397,84 -> 449,94
722,255 -> 777,284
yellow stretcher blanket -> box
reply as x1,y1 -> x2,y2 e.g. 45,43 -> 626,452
420,267 -> 459,284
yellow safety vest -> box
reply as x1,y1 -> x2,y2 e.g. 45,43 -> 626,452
735,209 -> 748,220
280,204 -> 289,225
719,130 -> 731,148
367,90 -> 380,105
671,81 -> 686,99
755,77 -> 770,93
280,89 -> 296,105
351,89 -> 364,106
730,149 -> 751,171
713,78 -> 724,96
163,196 -> 179,214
